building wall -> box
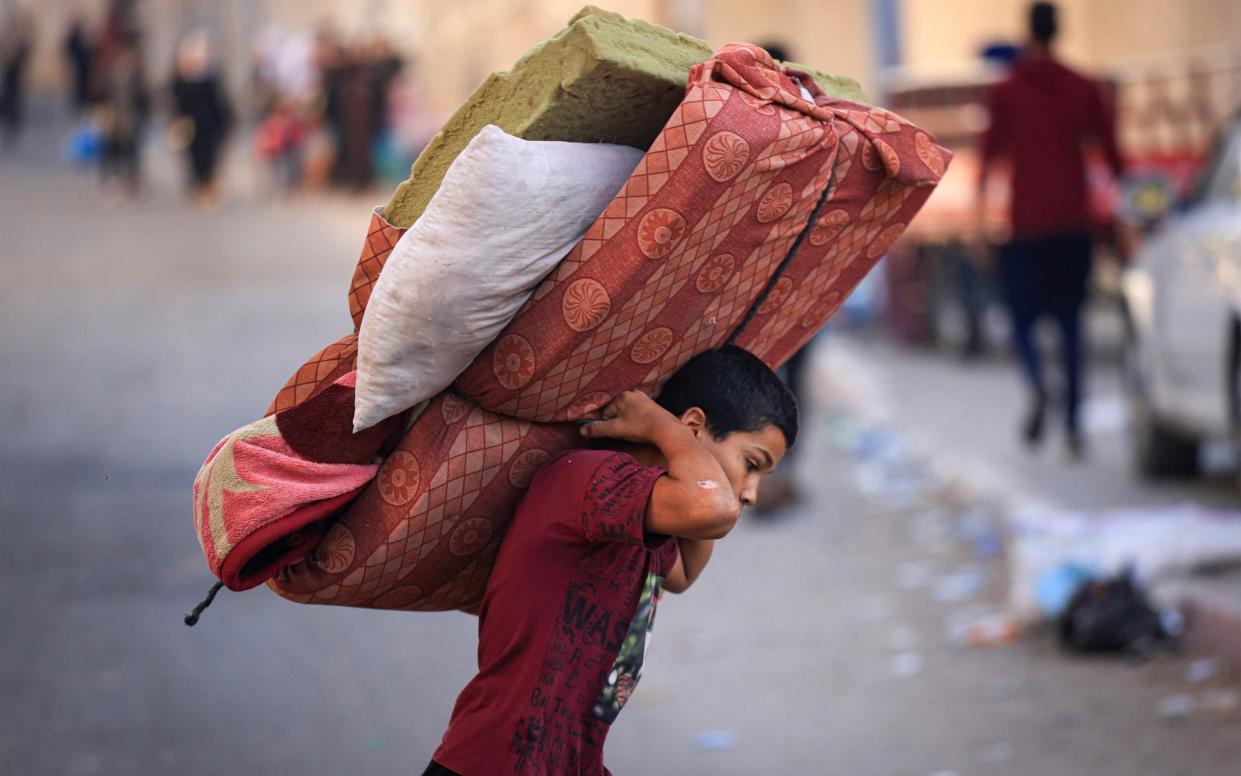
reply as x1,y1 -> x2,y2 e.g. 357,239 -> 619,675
14,1 -> 1237,121
692,0 -> 873,89
901,0 -> 1241,71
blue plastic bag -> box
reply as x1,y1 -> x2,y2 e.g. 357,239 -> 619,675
66,121 -> 102,165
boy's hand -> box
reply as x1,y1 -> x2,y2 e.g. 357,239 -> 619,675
578,391 -> 682,446
581,391 -> 742,541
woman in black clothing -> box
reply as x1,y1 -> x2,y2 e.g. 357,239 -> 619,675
171,30 -> 232,205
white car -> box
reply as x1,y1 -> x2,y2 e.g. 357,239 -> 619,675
1122,114 -> 1241,479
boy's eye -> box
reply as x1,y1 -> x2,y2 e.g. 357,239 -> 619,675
745,459 -> 758,472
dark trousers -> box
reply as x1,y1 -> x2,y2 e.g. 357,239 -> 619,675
421,761 -> 460,776
100,134 -> 141,186
998,232 -> 1093,432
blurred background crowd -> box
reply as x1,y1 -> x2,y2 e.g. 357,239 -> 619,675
2,0 -> 426,202
2,1 -> 1239,774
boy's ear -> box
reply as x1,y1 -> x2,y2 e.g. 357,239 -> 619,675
678,406 -> 708,437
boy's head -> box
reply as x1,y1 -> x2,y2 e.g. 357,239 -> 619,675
656,346 -> 799,506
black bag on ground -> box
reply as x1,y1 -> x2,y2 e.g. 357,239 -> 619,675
1058,567 -> 1170,655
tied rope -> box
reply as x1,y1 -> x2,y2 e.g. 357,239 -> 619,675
184,580 -> 225,626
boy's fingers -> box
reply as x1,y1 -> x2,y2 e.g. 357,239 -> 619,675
579,420 -> 600,437
580,418 -> 621,438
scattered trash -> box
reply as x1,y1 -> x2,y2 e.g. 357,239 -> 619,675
846,425 -> 939,510
1156,693 -> 1195,720
1156,689 -> 1239,720
933,565 -> 987,603
1009,504 -> 1241,623
1059,568 -> 1173,656
890,651 -> 923,677
953,507 -> 1003,557
1159,608 -> 1186,641
1034,562 -> 1097,619
944,606 -> 1021,648
964,613 -> 1021,648
1185,657 -> 1221,684
945,605 -> 996,645
1198,688 -> 1239,714
693,729 -> 736,752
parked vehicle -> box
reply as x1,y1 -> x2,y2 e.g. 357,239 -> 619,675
1121,113 -> 1241,478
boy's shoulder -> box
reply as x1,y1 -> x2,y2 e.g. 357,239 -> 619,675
531,448 -> 628,486
526,448 -> 657,499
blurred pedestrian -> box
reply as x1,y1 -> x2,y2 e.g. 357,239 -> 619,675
365,35 -> 405,184
96,32 -> 147,198
64,13 -> 95,114
254,97 -> 304,191
336,43 -> 378,190
0,9 -> 34,148
976,2 -> 1124,459
316,31 -> 349,186
171,30 -> 233,206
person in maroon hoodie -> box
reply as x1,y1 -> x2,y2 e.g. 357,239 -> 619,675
977,1 -> 1124,459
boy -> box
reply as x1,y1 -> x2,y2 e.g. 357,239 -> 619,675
424,346 -> 798,775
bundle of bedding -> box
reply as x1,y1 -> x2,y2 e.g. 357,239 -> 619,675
193,7 -> 950,613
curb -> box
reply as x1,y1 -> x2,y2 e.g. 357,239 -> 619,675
1164,579 -> 1241,671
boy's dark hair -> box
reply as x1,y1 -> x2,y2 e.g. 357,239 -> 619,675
655,346 -> 798,449
1029,2 -> 1058,44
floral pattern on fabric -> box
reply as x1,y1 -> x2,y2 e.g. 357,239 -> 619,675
636,208 -> 687,259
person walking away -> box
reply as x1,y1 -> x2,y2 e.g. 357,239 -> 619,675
976,2 -> 1124,459
171,30 -> 232,207
0,10 -> 34,148
96,33 -> 147,199
64,14 -> 95,115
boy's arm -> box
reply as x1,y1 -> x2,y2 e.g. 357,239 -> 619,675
663,537 -> 713,594
579,391 -> 741,541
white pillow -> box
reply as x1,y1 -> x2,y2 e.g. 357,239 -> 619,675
354,125 -> 643,431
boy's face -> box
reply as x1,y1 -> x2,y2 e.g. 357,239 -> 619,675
693,421 -> 787,509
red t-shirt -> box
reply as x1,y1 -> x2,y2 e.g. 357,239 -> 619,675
434,450 -> 680,776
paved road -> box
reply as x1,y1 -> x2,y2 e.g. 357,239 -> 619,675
2,126 -> 1238,775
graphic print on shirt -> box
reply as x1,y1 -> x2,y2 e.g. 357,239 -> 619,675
592,570 -> 663,723
507,549 -> 649,772
498,453 -> 675,774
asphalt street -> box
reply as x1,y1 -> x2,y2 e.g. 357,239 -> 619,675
2,124 -> 1238,776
